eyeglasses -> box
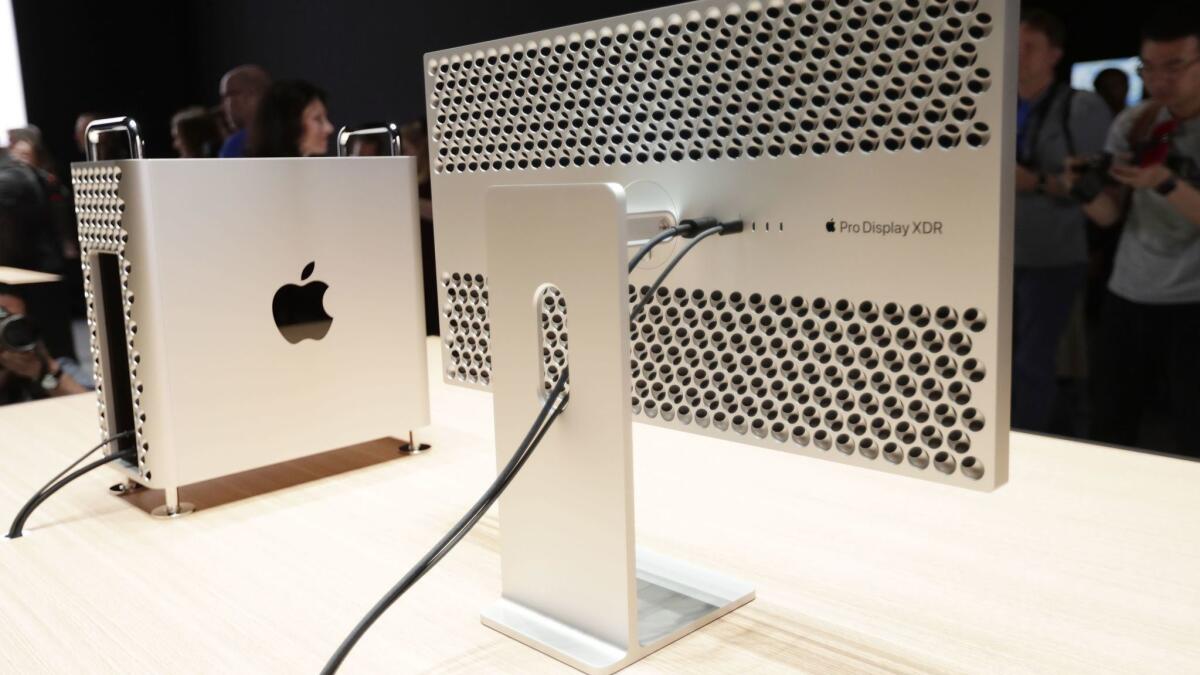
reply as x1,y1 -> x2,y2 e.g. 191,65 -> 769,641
1137,56 -> 1200,78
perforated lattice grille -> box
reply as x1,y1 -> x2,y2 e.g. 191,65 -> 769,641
73,165 -> 148,478
539,286 -> 570,396
444,271 -> 990,481
444,273 -> 493,384
428,0 -> 996,174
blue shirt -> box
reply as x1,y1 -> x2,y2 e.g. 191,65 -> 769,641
219,129 -> 248,158
1016,97 -> 1033,155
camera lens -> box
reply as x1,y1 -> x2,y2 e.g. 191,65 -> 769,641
0,315 -> 38,352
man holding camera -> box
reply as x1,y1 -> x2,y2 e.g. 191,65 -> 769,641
1071,5 -> 1200,457
0,286 -> 89,404
1012,10 -> 1113,432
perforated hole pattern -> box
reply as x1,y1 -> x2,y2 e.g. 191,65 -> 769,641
540,286 -> 570,396
444,272 -> 989,480
73,165 -> 149,477
428,0 -> 995,173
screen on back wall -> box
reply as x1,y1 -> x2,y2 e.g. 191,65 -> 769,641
0,0 -> 26,137
1071,57 -> 1144,108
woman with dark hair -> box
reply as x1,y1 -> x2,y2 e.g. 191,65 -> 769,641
247,80 -> 335,157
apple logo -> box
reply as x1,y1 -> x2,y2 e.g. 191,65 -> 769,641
272,261 -> 333,343
825,218 -> 836,233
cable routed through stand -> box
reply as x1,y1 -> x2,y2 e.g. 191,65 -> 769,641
320,219 -> 740,674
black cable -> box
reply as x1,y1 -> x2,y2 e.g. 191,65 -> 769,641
34,431 -> 133,499
7,431 -> 132,540
320,379 -> 569,674
629,223 -> 728,323
405,391 -> 570,583
321,219 -> 738,673
627,224 -> 683,270
7,448 -> 134,539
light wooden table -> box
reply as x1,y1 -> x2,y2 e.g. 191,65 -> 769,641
1,339 -> 1198,674
0,266 -> 61,286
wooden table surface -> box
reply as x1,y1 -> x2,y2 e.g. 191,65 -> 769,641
0,266 -> 61,285
1,339 -> 1198,674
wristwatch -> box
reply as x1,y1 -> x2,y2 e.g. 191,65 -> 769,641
39,360 -> 61,393
1155,175 -> 1179,197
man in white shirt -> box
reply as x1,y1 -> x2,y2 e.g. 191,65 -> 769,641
1072,4 -> 1200,457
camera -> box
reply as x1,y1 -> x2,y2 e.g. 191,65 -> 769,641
1069,153 -> 1114,203
1166,151 -> 1200,186
0,307 -> 38,352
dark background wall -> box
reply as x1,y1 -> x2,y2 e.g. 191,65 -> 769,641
11,0 -> 1175,172
11,2 -> 199,167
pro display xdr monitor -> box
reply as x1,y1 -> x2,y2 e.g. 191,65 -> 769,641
425,0 -> 1016,490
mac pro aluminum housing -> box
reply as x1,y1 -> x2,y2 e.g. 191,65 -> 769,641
72,157 -> 430,495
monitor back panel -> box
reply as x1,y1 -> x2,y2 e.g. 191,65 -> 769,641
425,0 -> 1015,490
73,157 -> 429,489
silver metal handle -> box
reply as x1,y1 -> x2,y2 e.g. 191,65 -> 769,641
336,123 -> 401,157
85,116 -> 145,161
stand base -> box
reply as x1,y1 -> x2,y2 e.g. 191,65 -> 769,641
115,436 -> 421,517
482,548 -> 754,674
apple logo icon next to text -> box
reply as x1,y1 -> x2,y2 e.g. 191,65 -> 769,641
272,261 -> 333,343
825,218 -> 836,233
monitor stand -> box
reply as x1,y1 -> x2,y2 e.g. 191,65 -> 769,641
483,183 -> 754,674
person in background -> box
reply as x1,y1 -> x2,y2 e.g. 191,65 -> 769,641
1085,70 -> 1134,323
7,134 -> 37,167
73,112 -> 98,158
1094,68 -> 1132,117
346,135 -> 384,156
0,285 -> 89,405
0,159 -> 78,365
170,106 -> 225,158
247,80 -> 334,158
0,155 -> 59,273
1011,9 -> 1113,433
1072,4 -> 1200,458
7,127 -> 57,176
3,129 -> 75,263
218,64 -> 271,158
